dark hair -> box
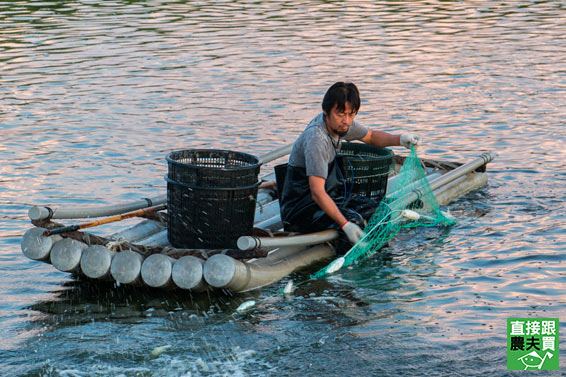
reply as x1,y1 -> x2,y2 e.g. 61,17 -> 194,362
321,82 -> 360,115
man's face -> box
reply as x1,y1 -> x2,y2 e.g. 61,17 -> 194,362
325,102 -> 357,137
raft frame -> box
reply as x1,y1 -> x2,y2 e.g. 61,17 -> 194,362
22,146 -> 495,293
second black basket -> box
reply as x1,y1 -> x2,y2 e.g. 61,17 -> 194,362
339,142 -> 394,202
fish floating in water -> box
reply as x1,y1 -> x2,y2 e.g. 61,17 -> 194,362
283,281 -> 295,295
150,345 -> 171,357
236,300 -> 256,313
326,257 -> 345,274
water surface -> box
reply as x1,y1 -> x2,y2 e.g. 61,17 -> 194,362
1,1 -> 565,376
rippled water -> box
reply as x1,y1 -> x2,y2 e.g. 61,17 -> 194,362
1,1 -> 565,376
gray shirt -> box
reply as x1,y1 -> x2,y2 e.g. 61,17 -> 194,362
288,113 -> 368,179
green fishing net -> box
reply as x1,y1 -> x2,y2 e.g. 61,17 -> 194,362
313,146 -> 456,277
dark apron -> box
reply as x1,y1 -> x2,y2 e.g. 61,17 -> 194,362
277,156 -> 378,235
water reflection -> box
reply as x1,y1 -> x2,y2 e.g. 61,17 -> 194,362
2,0 -> 566,375
26,279 -> 241,324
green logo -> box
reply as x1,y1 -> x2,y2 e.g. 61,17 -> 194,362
507,318 -> 559,370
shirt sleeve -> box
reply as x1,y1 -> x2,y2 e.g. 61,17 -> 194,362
304,135 -> 331,179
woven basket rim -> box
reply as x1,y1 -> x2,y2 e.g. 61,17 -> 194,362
339,142 -> 394,159
166,149 -> 262,170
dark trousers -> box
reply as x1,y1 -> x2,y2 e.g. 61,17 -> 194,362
277,162 -> 380,254
285,194 -> 379,254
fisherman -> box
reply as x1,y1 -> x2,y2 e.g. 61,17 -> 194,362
279,82 -> 421,248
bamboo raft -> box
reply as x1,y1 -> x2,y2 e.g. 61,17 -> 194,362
21,144 -> 495,293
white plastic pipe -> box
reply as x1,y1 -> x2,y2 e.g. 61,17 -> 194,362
434,172 -> 488,206
80,245 -> 116,279
171,255 -> 207,291
28,195 -> 167,221
249,245 -> 306,266
258,143 -> 293,165
429,153 -> 493,193
50,238 -> 88,272
21,227 -> 63,261
109,220 -> 166,243
111,250 -> 144,285
203,243 -> 334,292
391,152 -> 494,210
254,201 -> 281,224
141,254 -> 175,288
136,229 -> 169,248
237,229 -> 338,251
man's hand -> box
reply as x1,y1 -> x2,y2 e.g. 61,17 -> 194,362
400,134 -> 421,149
341,221 -> 364,244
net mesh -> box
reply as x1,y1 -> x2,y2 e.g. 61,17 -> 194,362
313,146 -> 456,277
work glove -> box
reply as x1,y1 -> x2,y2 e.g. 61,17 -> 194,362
400,134 -> 421,149
341,221 -> 364,245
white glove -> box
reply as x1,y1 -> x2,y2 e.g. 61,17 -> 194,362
341,221 -> 364,244
400,134 -> 421,149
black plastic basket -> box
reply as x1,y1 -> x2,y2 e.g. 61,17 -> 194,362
339,142 -> 394,202
165,149 -> 261,249
166,176 -> 260,249
167,149 -> 261,187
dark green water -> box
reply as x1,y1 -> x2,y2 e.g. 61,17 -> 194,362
1,1 -> 565,376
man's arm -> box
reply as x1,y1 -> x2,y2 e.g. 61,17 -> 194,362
309,175 -> 365,243
308,175 -> 348,228
360,129 -> 401,147
361,129 -> 421,149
